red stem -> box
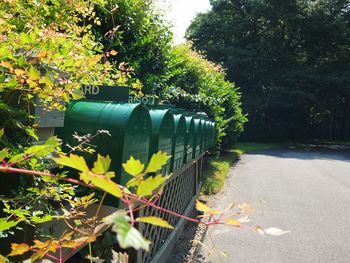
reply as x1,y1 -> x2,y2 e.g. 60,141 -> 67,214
0,165 -> 221,227
124,193 -> 219,226
59,244 -> 62,263
29,248 -> 59,262
124,196 -> 135,226
8,153 -> 33,166
0,165 -> 95,189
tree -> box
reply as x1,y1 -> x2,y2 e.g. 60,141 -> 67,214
93,0 -> 173,94
187,0 -> 350,141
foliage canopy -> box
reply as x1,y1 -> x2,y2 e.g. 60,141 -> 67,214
187,0 -> 350,141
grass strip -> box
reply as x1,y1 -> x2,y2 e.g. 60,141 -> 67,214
201,142 -> 284,195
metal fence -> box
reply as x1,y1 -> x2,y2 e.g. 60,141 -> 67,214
133,154 -> 204,263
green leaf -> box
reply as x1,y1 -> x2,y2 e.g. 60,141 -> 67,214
122,156 -> 144,176
92,154 -> 111,175
25,136 -> 60,157
8,153 -> 25,164
80,171 -> 123,198
111,215 -> 150,251
30,215 -> 53,224
0,128 -> 4,138
17,56 -> 25,67
136,174 -> 169,197
136,216 -> 174,229
28,67 -> 41,81
20,32 -> 31,44
0,148 -> 8,162
71,88 -> 85,100
105,171 -> 116,179
126,177 -> 140,189
26,127 -> 38,141
0,218 -> 22,232
145,151 -> 171,173
53,154 -> 89,172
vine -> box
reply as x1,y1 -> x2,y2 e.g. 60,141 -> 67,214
0,133 -> 289,262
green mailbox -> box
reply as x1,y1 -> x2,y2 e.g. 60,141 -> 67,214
196,112 -> 210,152
192,117 -> 203,158
209,122 -> 216,148
56,101 -> 152,205
184,116 -> 195,164
204,120 -> 212,150
148,109 -> 175,175
170,113 -> 187,172
200,118 -> 208,152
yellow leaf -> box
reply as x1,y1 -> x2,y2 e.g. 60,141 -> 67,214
61,240 -> 79,248
256,225 -> 265,235
32,240 -> 48,249
110,50 -> 118,56
60,231 -> 75,240
224,218 -> 240,227
0,128 -> 4,138
92,154 -> 111,175
47,240 -> 60,253
53,154 -> 89,172
195,200 -> 211,213
71,88 -> 85,100
37,51 -> 47,59
136,216 -> 174,229
238,202 -> 254,214
264,227 -> 290,236
122,156 -> 144,176
80,171 -> 123,198
0,61 -> 13,71
145,151 -> 171,173
0,148 -> 8,162
0,254 -> 7,263
14,69 -> 26,76
28,67 -> 41,81
30,252 -> 45,262
136,174 -> 169,197
8,243 -> 30,256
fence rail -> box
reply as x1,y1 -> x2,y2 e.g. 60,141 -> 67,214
132,154 -> 204,263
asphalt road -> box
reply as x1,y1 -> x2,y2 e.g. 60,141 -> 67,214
203,147 -> 350,263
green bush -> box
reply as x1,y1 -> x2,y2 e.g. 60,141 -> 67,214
92,2 -> 247,150
163,44 -> 247,151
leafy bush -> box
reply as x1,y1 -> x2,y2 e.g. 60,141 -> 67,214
93,0 -> 173,94
92,1 -> 247,150
163,44 -> 247,151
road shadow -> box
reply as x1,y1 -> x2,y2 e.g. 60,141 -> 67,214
244,144 -> 350,163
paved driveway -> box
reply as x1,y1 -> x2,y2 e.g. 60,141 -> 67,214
203,148 -> 350,263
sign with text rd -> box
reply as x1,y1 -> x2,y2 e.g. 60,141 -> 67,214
81,85 -> 130,102
81,85 -> 158,105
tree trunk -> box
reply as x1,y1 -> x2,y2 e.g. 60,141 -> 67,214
344,98 -> 350,140
329,109 -> 334,141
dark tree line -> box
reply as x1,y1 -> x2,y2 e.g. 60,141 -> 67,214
91,0 -> 247,151
187,0 -> 350,141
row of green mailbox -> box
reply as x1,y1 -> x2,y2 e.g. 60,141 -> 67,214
56,101 -> 216,187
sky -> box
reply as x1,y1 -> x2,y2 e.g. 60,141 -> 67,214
155,0 -> 211,44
